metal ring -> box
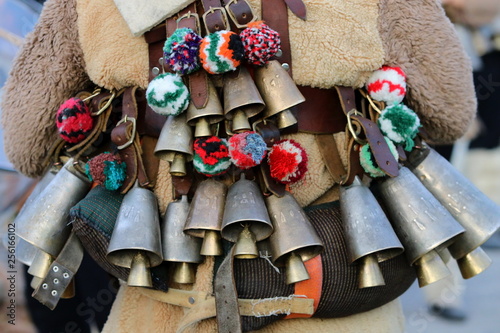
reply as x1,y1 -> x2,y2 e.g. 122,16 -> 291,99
91,90 -> 116,116
116,115 -> 137,150
346,109 -> 367,145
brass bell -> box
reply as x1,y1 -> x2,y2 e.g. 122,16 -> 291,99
61,278 -> 76,299
408,146 -> 500,279
154,113 -> 193,177
221,174 -> 273,258
375,166 -> 465,287
161,196 -> 203,284
340,177 -> 404,288
107,182 -> 163,287
413,250 -> 452,288
222,67 -> 265,132
16,158 -> 91,257
186,77 -> 224,137
266,192 -> 324,284
184,179 -> 227,256
254,60 -> 305,129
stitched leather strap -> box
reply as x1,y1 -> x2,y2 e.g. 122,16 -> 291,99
215,246 -> 242,333
315,134 -> 346,184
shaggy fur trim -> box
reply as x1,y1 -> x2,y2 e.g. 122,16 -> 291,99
77,0 -> 149,90
247,0 -> 385,88
379,0 -> 477,144
0,0 -> 92,177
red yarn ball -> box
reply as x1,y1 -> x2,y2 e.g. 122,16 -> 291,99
56,97 -> 94,143
240,21 -> 280,66
228,131 -> 267,169
268,139 -> 308,184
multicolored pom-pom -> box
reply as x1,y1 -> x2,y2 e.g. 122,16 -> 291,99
240,21 -> 280,66
56,97 -> 94,144
228,131 -> 267,169
146,73 -> 190,116
359,137 -> 399,178
366,66 -> 406,105
163,28 -> 202,75
378,104 -> 421,151
268,139 -> 308,184
200,30 -> 244,74
193,136 -> 231,176
85,152 -> 127,191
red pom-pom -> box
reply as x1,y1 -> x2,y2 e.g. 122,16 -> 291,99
268,139 -> 308,184
365,66 -> 406,105
240,21 -> 281,66
56,97 -> 94,143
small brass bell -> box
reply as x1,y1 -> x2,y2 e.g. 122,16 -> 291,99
413,250 -> 451,288
266,192 -> 323,284
161,196 -> 203,284
221,174 -> 273,258
234,225 -> 258,259
254,60 -> 305,129
154,113 -> 193,177
186,76 -> 224,137
340,177 -> 404,288
375,167 -> 464,287
408,146 -> 500,279
223,67 -> 265,132
184,179 -> 227,256
16,158 -> 90,257
107,183 -> 163,287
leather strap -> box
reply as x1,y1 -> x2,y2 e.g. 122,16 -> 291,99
32,233 -> 84,310
344,135 -> 364,186
284,0 -> 307,20
315,134 -> 346,184
262,0 -> 293,77
226,0 -> 255,27
215,245 -> 242,333
201,0 -> 227,33
351,115 -> 399,178
111,87 -> 150,192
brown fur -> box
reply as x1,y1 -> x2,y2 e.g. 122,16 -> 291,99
379,0 -> 477,144
0,0 -> 92,177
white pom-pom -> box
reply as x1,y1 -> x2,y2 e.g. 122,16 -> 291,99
146,73 -> 190,116
366,66 -> 406,105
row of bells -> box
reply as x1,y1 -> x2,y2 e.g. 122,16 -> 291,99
340,146 -> 500,289
12,143 -> 500,295
154,59 -> 304,177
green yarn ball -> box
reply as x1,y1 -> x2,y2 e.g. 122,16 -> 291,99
359,137 -> 399,178
377,104 -> 421,151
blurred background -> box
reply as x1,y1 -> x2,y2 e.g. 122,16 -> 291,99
0,0 -> 499,332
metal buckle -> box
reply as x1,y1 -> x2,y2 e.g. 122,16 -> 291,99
116,115 -> 137,150
177,11 -> 201,33
225,0 -> 257,29
202,7 -> 230,33
346,109 -> 367,145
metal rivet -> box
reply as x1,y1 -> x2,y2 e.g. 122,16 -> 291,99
42,283 -> 48,289
152,67 -> 160,76
275,49 -> 283,57
53,278 -> 59,284
281,63 -> 290,71
63,273 -> 70,279
158,57 -> 164,65
53,266 -> 59,272
51,290 -> 58,296
188,297 -> 195,304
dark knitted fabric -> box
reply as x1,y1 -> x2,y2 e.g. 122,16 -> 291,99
235,201 -> 416,331
70,185 -> 169,291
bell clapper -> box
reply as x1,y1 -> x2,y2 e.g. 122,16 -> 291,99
285,251 -> 310,285
127,251 -> 153,288
234,224 -> 259,259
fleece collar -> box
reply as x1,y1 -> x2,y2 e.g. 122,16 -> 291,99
113,0 -> 195,36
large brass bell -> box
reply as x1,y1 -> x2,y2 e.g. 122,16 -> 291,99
340,177 -> 404,288
161,196 -> 203,284
266,192 -> 324,284
223,67 -> 265,132
375,167 -> 465,287
254,60 -> 305,129
16,158 -> 91,257
184,179 -> 227,256
408,146 -> 500,278
107,182 -> 163,287
221,174 -> 273,259
154,114 -> 193,177
186,76 -> 224,137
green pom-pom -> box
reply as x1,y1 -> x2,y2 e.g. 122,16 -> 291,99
377,104 -> 420,151
359,137 -> 399,178
103,160 -> 127,191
